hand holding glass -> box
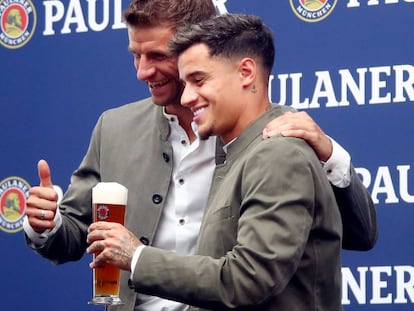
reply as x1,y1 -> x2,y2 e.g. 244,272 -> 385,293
89,182 -> 128,306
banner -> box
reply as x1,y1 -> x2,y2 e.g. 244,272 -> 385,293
1,1 -> 413,310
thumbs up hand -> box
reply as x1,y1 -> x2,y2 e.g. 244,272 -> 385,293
26,160 -> 59,233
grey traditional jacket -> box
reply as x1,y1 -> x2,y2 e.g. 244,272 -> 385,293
28,98 -> 178,311
130,106 -> 343,310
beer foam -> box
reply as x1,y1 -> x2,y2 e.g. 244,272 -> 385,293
92,182 -> 128,205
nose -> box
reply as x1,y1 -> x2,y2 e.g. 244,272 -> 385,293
180,84 -> 198,108
135,56 -> 156,81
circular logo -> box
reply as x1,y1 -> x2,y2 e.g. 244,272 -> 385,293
96,205 -> 110,221
290,0 -> 337,23
0,176 -> 30,233
0,0 -> 37,49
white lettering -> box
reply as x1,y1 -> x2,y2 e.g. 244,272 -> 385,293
355,167 -> 371,189
370,166 -> 399,204
86,0 -> 109,32
397,165 -> 414,202
43,1 -> 65,35
111,0 -> 124,29
342,267 -> 368,304
339,68 -> 367,106
355,164 -> 414,205
394,266 -> 414,303
61,0 -> 88,34
269,64 -> 414,108
312,71 -> 338,107
42,0 -> 126,36
342,266 -> 414,305
211,0 -> 228,14
369,66 -> 391,104
370,266 -> 393,304
291,73 -> 311,109
393,64 -> 414,103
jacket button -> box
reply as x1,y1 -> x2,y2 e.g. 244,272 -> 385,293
152,194 -> 163,204
162,152 -> 170,162
139,236 -> 150,246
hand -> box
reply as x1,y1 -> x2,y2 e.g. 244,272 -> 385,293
87,222 -> 142,271
25,160 -> 58,233
262,111 -> 333,162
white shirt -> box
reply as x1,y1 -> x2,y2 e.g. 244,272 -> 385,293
131,110 -> 216,310
323,137 -> 351,188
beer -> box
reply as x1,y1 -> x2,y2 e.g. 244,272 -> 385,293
89,182 -> 128,305
93,203 -> 125,296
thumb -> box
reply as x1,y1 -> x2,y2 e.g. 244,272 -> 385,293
38,159 -> 54,188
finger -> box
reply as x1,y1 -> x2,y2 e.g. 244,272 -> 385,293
263,111 -> 296,134
89,221 -> 122,232
262,120 -> 282,138
277,129 -> 309,139
86,240 -> 102,254
25,213 -> 56,233
89,250 -> 107,269
27,187 -> 58,205
38,159 -> 54,188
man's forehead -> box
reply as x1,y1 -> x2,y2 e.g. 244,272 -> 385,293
128,24 -> 175,42
178,44 -> 210,68
127,26 -> 175,52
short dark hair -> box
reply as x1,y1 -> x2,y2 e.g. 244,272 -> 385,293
124,0 -> 216,30
169,13 -> 275,79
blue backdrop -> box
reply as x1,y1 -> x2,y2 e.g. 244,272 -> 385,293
1,0 -> 413,310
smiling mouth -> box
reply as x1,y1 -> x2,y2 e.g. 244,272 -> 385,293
149,79 -> 169,89
193,107 -> 206,117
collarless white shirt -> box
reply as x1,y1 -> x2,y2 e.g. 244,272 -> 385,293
133,109 -> 216,311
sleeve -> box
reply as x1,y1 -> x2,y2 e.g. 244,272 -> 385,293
323,137 -> 351,188
23,208 -> 63,245
322,136 -> 378,250
332,165 -> 378,251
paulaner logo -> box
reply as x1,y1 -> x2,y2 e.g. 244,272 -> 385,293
0,0 -> 37,49
0,176 -> 30,233
290,0 -> 337,22
96,205 -> 110,221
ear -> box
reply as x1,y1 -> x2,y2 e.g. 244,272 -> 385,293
238,57 -> 256,88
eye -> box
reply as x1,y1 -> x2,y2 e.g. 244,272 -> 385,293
152,53 -> 169,61
134,54 -> 141,61
194,76 -> 204,85
129,51 -> 140,61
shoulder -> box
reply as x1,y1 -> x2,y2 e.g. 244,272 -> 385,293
257,135 -> 313,157
94,98 -> 164,130
270,103 -> 297,114
101,97 -> 156,120
245,135 -> 319,171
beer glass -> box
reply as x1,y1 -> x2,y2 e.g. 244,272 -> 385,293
89,182 -> 128,306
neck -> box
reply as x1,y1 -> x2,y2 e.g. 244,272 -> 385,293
166,104 -> 196,143
220,97 -> 271,145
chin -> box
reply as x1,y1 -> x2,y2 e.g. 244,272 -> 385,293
152,98 -> 170,107
199,129 -> 213,141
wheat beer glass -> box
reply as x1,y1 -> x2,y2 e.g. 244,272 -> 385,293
89,182 -> 128,306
